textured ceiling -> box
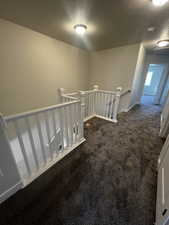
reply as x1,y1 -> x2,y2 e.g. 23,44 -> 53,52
0,0 -> 169,51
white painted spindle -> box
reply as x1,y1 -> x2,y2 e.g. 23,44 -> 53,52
112,87 -> 122,123
14,120 -> 31,177
25,117 -> 39,171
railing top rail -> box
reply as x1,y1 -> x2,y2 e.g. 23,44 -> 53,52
120,89 -> 131,97
5,100 -> 80,122
62,94 -> 78,100
97,90 -> 116,95
82,90 -> 96,94
65,92 -> 78,96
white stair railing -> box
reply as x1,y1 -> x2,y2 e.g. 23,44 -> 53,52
59,85 -> 122,123
0,85 -> 125,203
2,99 -> 85,186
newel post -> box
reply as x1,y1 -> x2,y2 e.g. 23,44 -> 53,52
58,88 -> 65,103
78,91 -> 86,122
93,85 -> 99,91
112,86 -> 122,123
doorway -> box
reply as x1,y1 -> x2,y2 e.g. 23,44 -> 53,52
141,64 -> 167,105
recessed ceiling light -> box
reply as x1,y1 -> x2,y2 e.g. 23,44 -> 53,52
147,27 -> 155,32
152,0 -> 168,6
74,24 -> 87,35
157,40 -> 169,48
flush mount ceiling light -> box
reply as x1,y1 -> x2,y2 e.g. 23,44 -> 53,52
147,26 -> 155,32
74,24 -> 87,35
157,40 -> 169,47
152,0 -> 168,6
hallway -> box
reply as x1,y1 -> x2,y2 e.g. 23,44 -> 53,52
0,104 -> 164,225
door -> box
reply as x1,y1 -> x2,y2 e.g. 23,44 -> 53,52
156,138 -> 169,225
141,64 -> 166,105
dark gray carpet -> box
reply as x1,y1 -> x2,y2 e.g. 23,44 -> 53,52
0,104 -> 164,225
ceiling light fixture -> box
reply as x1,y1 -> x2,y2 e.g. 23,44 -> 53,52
74,24 -> 87,35
152,0 -> 168,6
157,40 -> 169,47
147,27 -> 155,32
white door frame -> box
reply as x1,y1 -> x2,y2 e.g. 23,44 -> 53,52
154,64 -> 169,105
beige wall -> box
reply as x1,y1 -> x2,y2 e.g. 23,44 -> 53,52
89,44 -> 140,91
129,44 -> 146,107
0,19 -> 142,116
0,19 -> 89,116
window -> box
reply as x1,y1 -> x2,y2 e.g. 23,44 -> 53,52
145,72 -> 153,86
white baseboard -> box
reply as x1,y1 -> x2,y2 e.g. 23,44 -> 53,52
84,114 -> 117,123
123,101 -> 140,112
95,115 -> 115,123
0,181 -> 23,204
84,114 -> 96,122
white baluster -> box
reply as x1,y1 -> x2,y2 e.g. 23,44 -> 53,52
63,106 -> 69,147
109,94 -> 115,119
103,93 -> 107,117
25,117 -> 39,171
78,91 -> 86,122
107,93 -> 112,118
91,93 -> 93,115
73,102 -> 78,143
44,111 -> 53,160
97,91 -> 101,116
70,104 -> 73,144
14,120 -> 31,177
77,102 -> 83,140
93,85 -> 99,115
51,109 -> 58,156
58,108 -> 64,152
105,93 -> 109,118
88,94 -> 90,117
68,104 -> 73,146
112,87 -> 122,123
35,114 -> 47,164
90,94 -> 92,116
101,92 -> 104,116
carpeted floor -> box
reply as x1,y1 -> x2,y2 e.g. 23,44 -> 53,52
0,104 -> 164,225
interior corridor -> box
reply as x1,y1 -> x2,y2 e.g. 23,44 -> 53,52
0,104 -> 164,225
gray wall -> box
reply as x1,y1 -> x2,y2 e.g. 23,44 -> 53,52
129,44 -> 146,108
89,43 -> 141,111
0,19 -> 89,116
89,44 -> 140,91
0,19 -> 144,116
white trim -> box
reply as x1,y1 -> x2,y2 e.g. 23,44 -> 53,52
162,167 -> 165,205
119,108 -> 128,113
95,115 -> 115,123
23,138 -> 86,187
5,100 -> 80,122
0,182 -> 23,204
124,101 -> 140,112
84,114 -> 116,123
84,114 -> 96,122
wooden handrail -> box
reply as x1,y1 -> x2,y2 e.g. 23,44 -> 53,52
120,89 -> 131,97
97,90 -> 116,95
5,100 -> 80,122
62,94 -> 78,100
